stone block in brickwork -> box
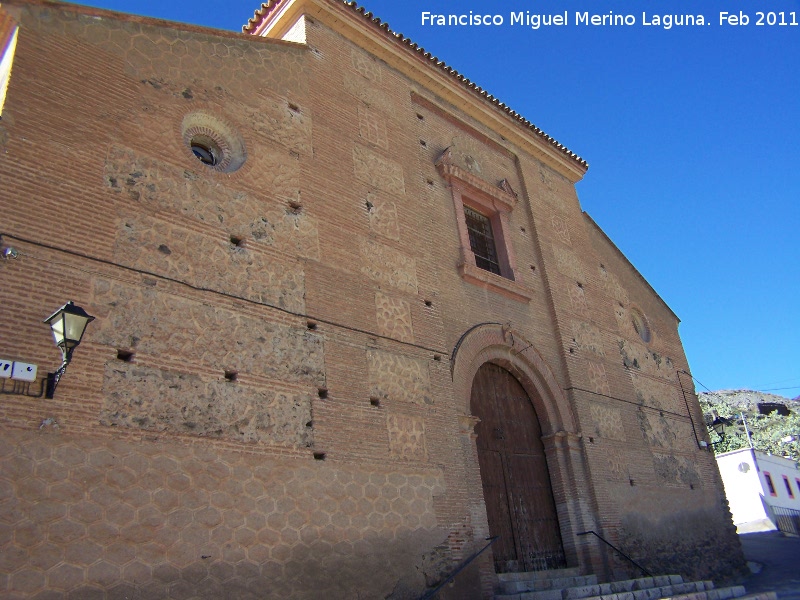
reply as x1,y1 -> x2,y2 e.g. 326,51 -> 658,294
568,283 -> 589,317
245,91 -> 313,156
630,373 -> 681,413
101,363 -> 313,446
113,214 -> 308,312
343,72 -> 393,114
0,429 -> 445,599
368,349 -> 431,406
587,361 -> 611,395
91,279 -> 324,385
34,9 -> 310,103
637,410 -> 676,449
353,144 -> 406,196
600,266 -> 630,305
387,414 -> 427,461
571,321 -> 606,357
138,84 -> 310,158
652,452 -> 701,487
253,146 -> 303,205
248,209 -> 321,262
606,448 -> 630,480
358,106 -> 388,149
589,403 -> 625,441
360,239 -> 418,294
375,292 -> 414,343
637,411 -> 696,450
553,244 -> 586,282
449,135 -> 490,176
618,340 -> 675,380
105,146 -> 316,258
350,48 -> 382,82
366,192 -> 400,240
551,214 -> 572,245
614,304 -> 638,339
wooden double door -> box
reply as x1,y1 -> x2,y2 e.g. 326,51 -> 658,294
470,363 -> 566,573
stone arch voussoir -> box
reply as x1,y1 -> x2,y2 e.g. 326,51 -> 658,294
452,323 -> 576,436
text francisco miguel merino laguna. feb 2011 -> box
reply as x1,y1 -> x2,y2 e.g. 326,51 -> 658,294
420,10 -> 800,29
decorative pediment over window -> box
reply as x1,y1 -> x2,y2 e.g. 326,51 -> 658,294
436,148 -> 518,213
499,179 -> 518,199
435,148 -> 533,303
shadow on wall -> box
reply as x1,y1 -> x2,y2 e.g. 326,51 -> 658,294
8,526 -> 454,600
619,508 -> 748,584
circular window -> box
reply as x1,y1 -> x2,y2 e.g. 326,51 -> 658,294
181,112 -> 246,173
631,309 -> 651,343
190,135 -> 222,166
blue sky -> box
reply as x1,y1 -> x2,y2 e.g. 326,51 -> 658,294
75,0 -> 800,397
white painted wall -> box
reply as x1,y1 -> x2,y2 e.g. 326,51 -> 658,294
756,452 -> 800,510
716,448 -> 800,532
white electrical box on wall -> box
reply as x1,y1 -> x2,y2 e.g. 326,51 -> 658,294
0,359 -> 12,378
11,361 -> 37,382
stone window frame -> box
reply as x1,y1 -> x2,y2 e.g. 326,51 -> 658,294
436,149 -> 532,303
181,111 -> 247,174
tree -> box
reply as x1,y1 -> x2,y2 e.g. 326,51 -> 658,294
699,396 -> 799,462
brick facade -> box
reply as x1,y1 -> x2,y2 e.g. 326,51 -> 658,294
0,1 -> 745,598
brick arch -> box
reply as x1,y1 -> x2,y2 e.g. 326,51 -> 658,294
451,322 -> 576,436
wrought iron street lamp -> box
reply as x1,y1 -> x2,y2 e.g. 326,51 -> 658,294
709,415 -> 734,446
42,301 -> 95,398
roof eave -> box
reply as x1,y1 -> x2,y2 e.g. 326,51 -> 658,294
245,0 -> 588,182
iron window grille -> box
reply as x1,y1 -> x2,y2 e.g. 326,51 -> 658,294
464,206 -> 501,276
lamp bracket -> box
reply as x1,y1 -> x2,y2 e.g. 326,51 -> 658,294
0,372 -> 53,398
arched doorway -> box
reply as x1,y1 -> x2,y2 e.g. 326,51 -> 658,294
471,362 -> 566,573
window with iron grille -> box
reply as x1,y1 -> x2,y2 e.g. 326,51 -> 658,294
464,206 -> 501,276
435,149 -> 533,302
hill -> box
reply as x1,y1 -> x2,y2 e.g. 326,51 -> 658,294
698,390 -> 799,460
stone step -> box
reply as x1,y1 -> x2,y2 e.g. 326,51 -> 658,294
499,574 -> 598,595
563,584 -> 755,600
596,575 -> 689,594
493,570 -> 777,600
656,586 -> 750,600
498,567 -> 585,584
723,594 -> 778,600
577,581 -> 714,600
496,577 -> 710,600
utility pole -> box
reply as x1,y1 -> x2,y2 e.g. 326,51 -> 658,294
741,412 -> 754,449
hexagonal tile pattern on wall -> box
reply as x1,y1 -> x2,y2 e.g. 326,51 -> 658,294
0,429 -> 445,599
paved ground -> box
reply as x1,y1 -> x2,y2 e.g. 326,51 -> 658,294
739,531 -> 800,600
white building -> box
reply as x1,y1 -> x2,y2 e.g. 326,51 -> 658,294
716,447 -> 800,534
